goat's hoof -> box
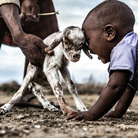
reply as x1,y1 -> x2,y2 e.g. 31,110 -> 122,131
77,106 -> 88,111
0,104 -> 11,115
0,107 -> 8,115
44,103 -> 59,112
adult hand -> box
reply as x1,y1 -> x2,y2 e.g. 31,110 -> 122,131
14,32 -> 53,67
20,0 -> 40,26
66,111 -> 94,121
0,3 -> 53,67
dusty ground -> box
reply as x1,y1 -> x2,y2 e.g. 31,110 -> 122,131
0,91 -> 138,138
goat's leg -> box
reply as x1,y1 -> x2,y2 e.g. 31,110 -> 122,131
44,68 -> 75,114
60,67 -> 88,111
0,65 -> 38,115
28,82 -> 59,111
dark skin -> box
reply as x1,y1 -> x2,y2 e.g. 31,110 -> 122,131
105,84 -> 136,118
0,1 -> 52,67
66,12 -> 136,121
66,71 -> 135,121
20,0 -> 40,26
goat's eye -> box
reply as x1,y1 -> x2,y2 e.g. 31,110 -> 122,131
65,41 -> 68,45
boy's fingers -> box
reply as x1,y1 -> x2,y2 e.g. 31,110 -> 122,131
66,115 -> 76,120
67,111 -> 77,116
66,112 -> 79,120
72,115 -> 82,121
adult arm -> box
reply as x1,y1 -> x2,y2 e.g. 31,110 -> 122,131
0,3 -> 49,66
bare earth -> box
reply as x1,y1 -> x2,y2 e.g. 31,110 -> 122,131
0,91 -> 138,138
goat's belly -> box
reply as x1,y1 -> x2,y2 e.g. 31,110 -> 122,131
44,56 -> 63,71
32,72 -> 52,94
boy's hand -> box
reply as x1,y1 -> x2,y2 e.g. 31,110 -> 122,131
105,110 -> 123,118
66,111 -> 93,121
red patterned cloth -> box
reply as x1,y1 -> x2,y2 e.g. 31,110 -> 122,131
2,0 -> 59,47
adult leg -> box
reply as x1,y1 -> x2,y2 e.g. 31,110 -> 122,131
22,0 -> 59,104
0,18 -> 7,47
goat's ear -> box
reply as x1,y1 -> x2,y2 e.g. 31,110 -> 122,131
44,32 -> 63,53
83,42 -> 93,59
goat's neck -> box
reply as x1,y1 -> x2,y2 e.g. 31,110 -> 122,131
62,55 -> 69,67
54,43 -> 69,67
61,42 -> 69,67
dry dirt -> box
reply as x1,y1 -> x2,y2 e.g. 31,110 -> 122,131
0,91 -> 138,138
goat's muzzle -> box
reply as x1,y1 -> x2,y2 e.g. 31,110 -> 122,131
72,53 -> 80,62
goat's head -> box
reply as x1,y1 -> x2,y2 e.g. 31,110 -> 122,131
62,26 -> 87,62
44,26 -> 92,60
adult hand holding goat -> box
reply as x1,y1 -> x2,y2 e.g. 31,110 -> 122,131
0,0 -> 51,67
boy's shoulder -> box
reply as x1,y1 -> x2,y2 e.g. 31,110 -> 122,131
112,32 -> 138,54
109,31 -> 138,90
120,32 -> 138,47
111,32 -> 138,59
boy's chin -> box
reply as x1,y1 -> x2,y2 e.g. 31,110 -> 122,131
101,59 -> 108,64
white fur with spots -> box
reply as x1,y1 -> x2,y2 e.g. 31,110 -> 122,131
0,26 -> 88,115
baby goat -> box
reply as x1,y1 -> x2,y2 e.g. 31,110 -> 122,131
0,26 -> 92,115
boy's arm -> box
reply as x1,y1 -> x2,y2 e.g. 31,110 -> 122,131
66,70 -> 130,121
105,85 -> 136,118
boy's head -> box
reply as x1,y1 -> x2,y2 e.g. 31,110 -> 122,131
82,0 -> 135,63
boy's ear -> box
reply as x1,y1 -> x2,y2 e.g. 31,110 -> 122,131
104,24 -> 116,41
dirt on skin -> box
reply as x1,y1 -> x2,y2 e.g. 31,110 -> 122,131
0,91 -> 138,138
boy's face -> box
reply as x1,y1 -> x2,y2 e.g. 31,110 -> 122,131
83,24 -> 112,64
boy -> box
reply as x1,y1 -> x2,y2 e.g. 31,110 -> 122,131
66,0 -> 137,121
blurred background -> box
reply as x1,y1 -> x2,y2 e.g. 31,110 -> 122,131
0,0 -> 138,88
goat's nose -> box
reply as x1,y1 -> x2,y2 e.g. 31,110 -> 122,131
73,54 -> 80,60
